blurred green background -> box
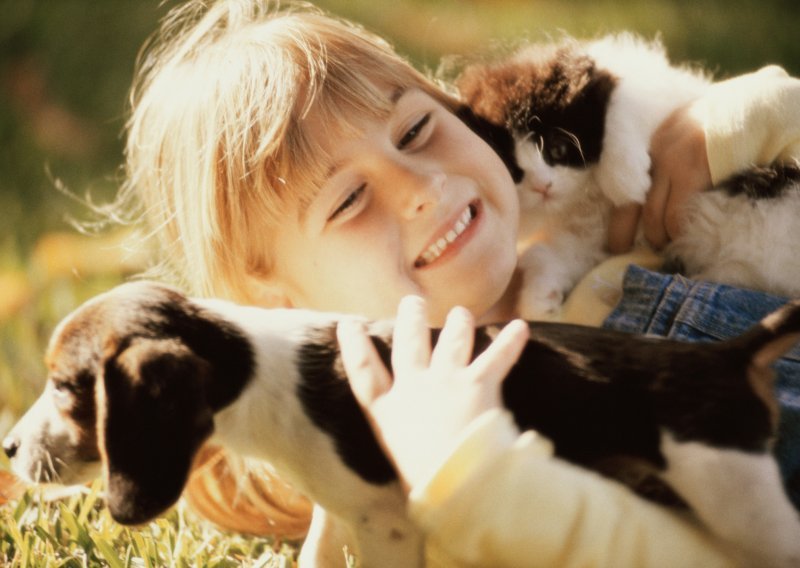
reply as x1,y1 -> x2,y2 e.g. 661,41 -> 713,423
0,0 -> 798,563
1,0 -> 799,422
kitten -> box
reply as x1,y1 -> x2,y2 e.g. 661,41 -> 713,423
457,34 -> 713,319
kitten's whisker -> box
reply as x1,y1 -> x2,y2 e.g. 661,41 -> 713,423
556,127 -> 585,165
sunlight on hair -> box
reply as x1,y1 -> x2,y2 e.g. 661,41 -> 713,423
117,0 -> 457,304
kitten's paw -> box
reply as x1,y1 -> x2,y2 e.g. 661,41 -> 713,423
517,244 -> 570,320
517,277 -> 565,321
596,147 -> 652,207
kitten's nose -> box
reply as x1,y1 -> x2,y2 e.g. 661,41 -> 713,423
2,435 -> 19,459
531,182 -> 552,197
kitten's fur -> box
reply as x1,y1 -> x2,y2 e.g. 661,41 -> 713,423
458,35 -> 800,318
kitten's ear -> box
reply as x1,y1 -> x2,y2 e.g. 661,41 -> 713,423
98,337 -> 214,525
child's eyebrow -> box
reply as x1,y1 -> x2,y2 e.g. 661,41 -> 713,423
323,87 -> 409,181
390,86 -> 406,104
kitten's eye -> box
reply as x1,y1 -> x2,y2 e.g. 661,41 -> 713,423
397,113 -> 431,150
328,184 -> 366,221
547,140 -> 569,162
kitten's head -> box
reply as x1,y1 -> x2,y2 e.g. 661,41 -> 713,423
458,41 -> 616,214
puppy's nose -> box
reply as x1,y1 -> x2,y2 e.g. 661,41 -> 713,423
2,435 -> 19,459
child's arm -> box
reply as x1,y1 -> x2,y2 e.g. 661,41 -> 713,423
610,65 -> 800,252
700,65 -> 800,182
338,297 -> 735,568
408,410 -> 734,567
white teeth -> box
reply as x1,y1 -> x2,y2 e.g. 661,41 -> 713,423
416,206 -> 475,267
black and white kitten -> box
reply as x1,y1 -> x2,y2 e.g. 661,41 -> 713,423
458,34 -> 800,318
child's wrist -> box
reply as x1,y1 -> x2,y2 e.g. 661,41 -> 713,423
407,409 -> 522,499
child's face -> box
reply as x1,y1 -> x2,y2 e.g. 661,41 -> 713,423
271,88 -> 519,324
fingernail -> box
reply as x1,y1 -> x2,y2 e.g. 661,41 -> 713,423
447,305 -> 473,323
337,318 -> 366,338
398,295 -> 425,312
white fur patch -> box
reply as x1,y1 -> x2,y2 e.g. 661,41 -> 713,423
661,431 -> 800,567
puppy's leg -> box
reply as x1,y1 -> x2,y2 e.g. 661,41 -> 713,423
299,505 -> 354,567
660,433 -> 800,568
300,502 -> 425,568
347,501 -> 426,568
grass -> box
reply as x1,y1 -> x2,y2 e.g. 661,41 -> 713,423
1,0 -> 799,565
0,481 -> 296,567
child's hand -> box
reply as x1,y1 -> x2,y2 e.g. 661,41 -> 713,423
643,104 -> 712,249
606,104 -> 712,253
337,295 -> 529,492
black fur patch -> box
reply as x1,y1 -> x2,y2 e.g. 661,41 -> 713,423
719,161 -> 800,200
97,287 -> 256,524
503,323 -> 774,461
456,105 -> 525,183
296,326 -> 396,485
295,318 -> 778,501
145,290 -> 255,411
458,44 -> 617,170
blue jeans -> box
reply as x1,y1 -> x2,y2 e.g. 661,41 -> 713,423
603,265 -> 800,510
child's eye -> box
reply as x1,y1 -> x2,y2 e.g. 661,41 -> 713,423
328,184 -> 366,221
397,113 -> 431,150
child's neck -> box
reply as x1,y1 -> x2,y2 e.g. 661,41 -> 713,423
478,268 -> 523,325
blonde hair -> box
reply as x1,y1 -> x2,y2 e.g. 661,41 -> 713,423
121,0 -> 458,304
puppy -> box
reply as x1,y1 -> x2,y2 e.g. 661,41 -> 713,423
4,281 -> 800,567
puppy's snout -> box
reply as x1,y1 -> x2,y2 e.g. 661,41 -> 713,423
2,435 -> 20,459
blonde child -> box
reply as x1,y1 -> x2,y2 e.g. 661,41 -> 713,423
119,0 -> 800,564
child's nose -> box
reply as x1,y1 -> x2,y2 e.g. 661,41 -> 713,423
396,167 -> 446,218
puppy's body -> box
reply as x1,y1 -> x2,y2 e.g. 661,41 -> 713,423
459,35 -> 800,319
5,282 -> 800,566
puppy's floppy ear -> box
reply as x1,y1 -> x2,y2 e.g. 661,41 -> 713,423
98,337 -> 214,525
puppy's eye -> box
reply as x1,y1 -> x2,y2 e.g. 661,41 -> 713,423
51,379 -> 75,404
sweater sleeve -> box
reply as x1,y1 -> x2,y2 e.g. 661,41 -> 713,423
694,65 -> 800,183
411,409 -> 735,568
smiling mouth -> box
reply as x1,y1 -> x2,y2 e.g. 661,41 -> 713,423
414,203 -> 478,268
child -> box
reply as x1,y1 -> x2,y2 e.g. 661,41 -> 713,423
119,0 -> 797,564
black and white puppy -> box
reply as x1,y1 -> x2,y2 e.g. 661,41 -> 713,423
4,281 -> 800,567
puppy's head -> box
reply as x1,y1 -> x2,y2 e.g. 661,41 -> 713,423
3,281 -> 247,525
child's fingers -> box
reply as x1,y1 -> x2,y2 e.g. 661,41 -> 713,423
391,295 -> 432,375
430,306 -> 475,370
643,173 -> 670,250
337,319 -> 393,408
470,319 -> 530,383
607,203 -> 641,254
